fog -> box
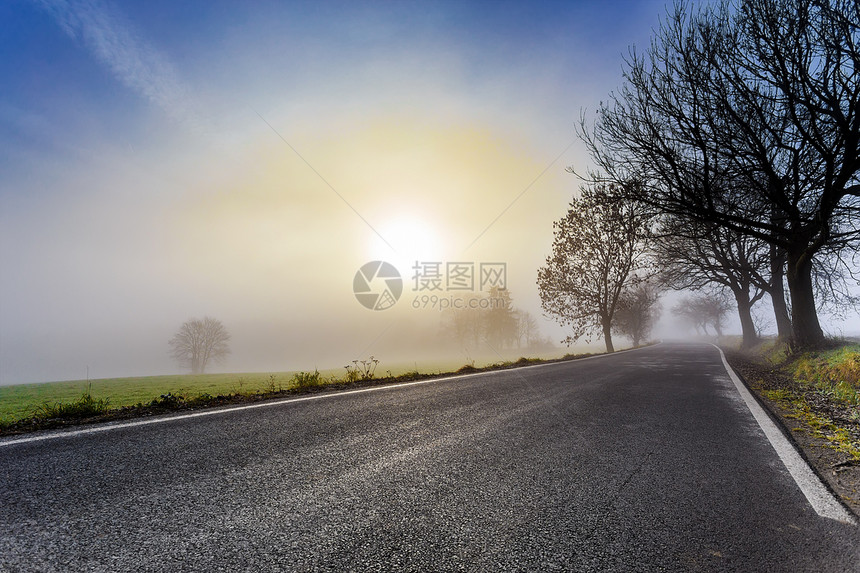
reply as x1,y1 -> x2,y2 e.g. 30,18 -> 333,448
2,1 -> 858,385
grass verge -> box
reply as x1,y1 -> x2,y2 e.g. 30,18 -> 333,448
0,346 -> 646,437
723,339 -> 860,514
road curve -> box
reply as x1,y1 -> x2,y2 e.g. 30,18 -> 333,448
1,343 -> 858,572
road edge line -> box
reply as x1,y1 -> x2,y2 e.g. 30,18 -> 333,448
713,344 -> 857,525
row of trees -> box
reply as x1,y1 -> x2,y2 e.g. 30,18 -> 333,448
541,0 -> 859,352
443,287 -> 554,352
672,292 -> 733,337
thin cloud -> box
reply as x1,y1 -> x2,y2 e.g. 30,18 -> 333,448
33,0 -> 200,129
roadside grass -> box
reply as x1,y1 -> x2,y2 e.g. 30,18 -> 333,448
791,344 -> 860,408
738,339 -> 860,463
759,338 -> 793,365
292,370 -> 323,389
39,388 -> 111,420
0,346 -> 636,435
759,385 -> 860,461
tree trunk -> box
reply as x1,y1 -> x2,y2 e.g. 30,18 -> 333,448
733,288 -> 759,350
786,248 -> 825,349
602,316 -> 615,353
771,286 -> 793,342
769,244 -> 792,341
191,353 -> 201,375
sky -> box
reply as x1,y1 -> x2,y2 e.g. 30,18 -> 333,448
2,0 -> 854,385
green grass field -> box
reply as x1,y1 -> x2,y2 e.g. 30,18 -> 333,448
0,350 -> 574,424
0,371 -> 333,424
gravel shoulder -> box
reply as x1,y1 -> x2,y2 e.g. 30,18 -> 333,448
723,349 -> 860,518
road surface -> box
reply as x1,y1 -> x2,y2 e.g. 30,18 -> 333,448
1,343 -> 858,571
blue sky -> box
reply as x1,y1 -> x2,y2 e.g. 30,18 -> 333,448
6,0 -> 792,384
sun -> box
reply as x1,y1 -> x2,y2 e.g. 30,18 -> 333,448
368,214 -> 448,268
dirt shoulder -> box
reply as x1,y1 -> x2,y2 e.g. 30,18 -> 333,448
723,349 -> 860,519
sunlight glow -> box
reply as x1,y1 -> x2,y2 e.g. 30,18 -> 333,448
369,215 -> 448,268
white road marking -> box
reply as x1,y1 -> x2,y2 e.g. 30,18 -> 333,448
714,345 -> 857,525
0,346 -> 653,449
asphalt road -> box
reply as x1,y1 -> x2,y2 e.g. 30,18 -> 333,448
1,343 -> 859,572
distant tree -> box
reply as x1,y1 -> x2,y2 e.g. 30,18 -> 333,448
444,296 -> 484,348
514,310 -> 540,349
537,184 -> 651,352
483,287 -> 518,349
169,317 -> 230,374
531,335 -> 556,351
672,298 -> 707,336
672,292 -> 732,337
612,279 -> 662,347
442,289 -> 522,351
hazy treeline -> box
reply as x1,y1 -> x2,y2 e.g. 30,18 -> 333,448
442,287 -> 554,354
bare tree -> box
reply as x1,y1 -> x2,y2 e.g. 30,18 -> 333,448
612,279 -> 662,347
672,292 -> 733,337
654,216 -> 768,349
578,0 -> 860,349
672,298 -> 708,336
169,317 -> 231,374
514,310 -> 540,349
537,184 -> 651,352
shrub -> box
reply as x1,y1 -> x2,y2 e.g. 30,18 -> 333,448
148,392 -> 186,409
266,374 -> 283,393
293,370 -> 322,388
40,392 -> 110,420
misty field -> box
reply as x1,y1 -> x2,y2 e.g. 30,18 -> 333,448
0,352 -> 574,424
0,372 -> 313,423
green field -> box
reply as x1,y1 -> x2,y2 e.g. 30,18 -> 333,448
0,369 -> 346,424
0,351 -> 574,424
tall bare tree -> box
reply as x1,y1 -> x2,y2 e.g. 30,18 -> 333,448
537,184 -> 651,352
579,0 -> 860,349
169,317 -> 231,374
